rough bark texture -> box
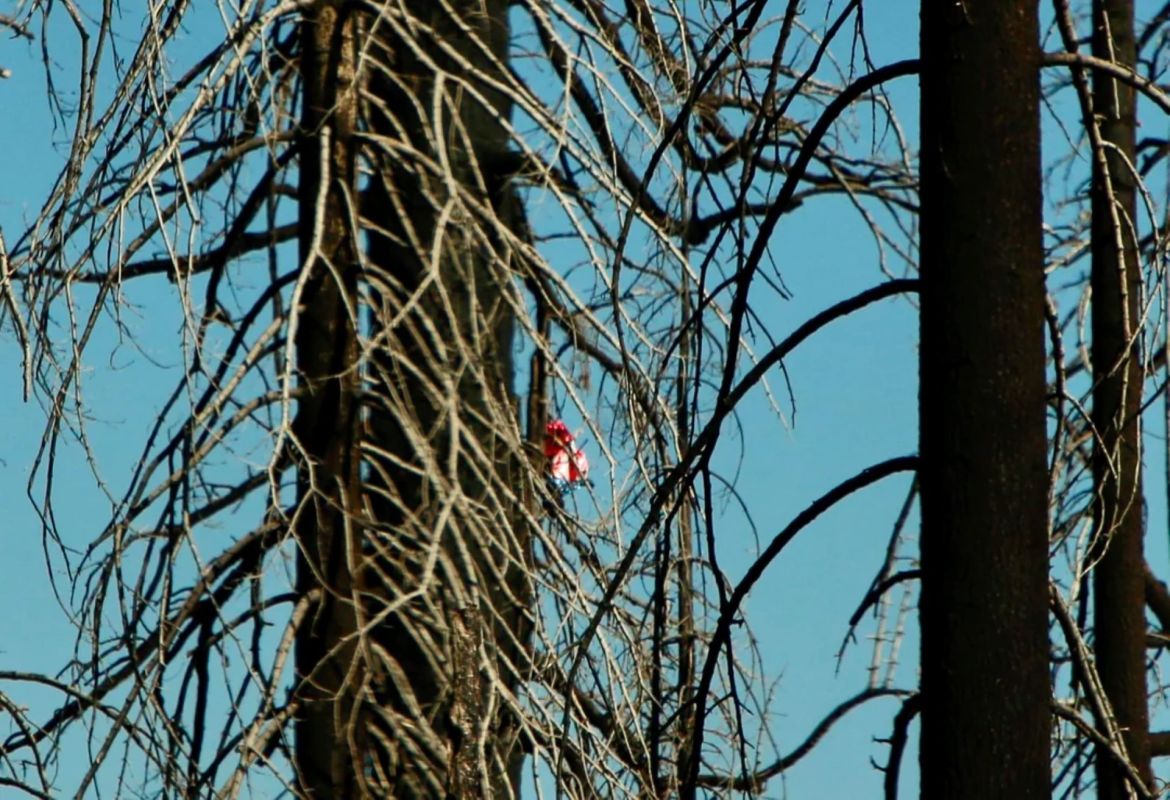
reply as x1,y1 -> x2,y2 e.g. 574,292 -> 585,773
294,1 -> 526,797
1091,0 -> 1151,793
918,2 -> 1050,798
360,1 -> 528,797
293,3 -> 364,797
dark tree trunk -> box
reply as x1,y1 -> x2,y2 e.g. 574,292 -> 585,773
918,2 -> 1050,797
293,3 -> 363,797
1091,0 -> 1151,793
293,1 -> 527,797
359,1 -> 529,797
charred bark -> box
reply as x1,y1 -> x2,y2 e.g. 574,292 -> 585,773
360,2 -> 530,797
918,1 -> 1050,796
293,2 -> 528,797
1090,0 -> 1151,793
293,3 -> 364,797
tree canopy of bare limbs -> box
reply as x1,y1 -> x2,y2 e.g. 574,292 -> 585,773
6,0 -> 1170,797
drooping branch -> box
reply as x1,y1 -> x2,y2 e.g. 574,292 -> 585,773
694,688 -> 910,791
682,455 -> 918,796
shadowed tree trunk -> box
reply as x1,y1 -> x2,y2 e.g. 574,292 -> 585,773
360,1 -> 529,796
1090,0 -> 1151,793
918,1 -> 1050,797
292,3 -> 364,798
294,1 -> 528,797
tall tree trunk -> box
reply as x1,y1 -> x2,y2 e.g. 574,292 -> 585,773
918,2 -> 1050,797
360,1 -> 529,797
293,2 -> 527,797
293,3 -> 364,797
1091,0 -> 1151,793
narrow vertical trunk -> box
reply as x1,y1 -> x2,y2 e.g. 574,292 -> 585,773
1091,0 -> 1151,793
293,3 -> 363,797
674,273 -> 696,789
359,2 -> 529,796
918,2 -> 1050,797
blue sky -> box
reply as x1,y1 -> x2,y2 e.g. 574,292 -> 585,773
7,0 -> 1170,797
0,1 -> 917,796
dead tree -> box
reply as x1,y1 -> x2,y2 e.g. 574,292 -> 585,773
0,1 -> 928,797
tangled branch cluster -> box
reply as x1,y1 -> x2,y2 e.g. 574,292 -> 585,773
0,0 -> 922,797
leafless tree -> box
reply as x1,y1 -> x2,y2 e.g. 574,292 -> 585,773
1046,0 -> 1170,796
0,0 -> 923,797
14,0 -> 1170,796
12,0 -> 1170,796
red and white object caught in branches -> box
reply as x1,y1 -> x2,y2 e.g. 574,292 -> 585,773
544,419 -> 590,493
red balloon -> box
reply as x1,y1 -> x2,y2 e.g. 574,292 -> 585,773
544,419 -> 589,488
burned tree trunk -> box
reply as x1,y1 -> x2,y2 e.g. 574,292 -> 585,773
918,1 -> 1050,796
1090,0 -> 1151,793
293,3 -> 364,797
294,2 -> 529,797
